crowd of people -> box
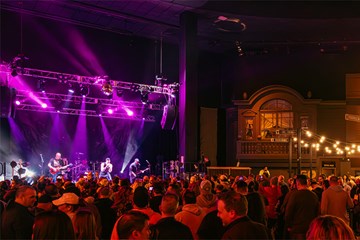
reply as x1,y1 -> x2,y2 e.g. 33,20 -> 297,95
0,170 -> 359,239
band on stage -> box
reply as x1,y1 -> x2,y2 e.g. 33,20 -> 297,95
47,153 -> 150,183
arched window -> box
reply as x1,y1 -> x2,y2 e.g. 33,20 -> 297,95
260,99 -> 293,138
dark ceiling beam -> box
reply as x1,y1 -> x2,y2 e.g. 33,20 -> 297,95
65,0 -> 179,29
0,5 -> 133,36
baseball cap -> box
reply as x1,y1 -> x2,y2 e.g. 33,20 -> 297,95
52,193 -> 79,206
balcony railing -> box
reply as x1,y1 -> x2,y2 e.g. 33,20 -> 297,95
237,140 -> 310,155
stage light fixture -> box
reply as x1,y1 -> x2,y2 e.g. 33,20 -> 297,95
140,92 -> 149,104
107,108 -> 114,114
68,83 -> 75,94
80,85 -> 89,97
125,108 -> 134,116
15,100 -> 21,105
102,81 -> 113,96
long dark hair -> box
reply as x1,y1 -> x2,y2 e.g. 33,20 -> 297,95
32,210 -> 75,240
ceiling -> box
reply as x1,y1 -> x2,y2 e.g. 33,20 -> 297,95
2,0 -> 360,54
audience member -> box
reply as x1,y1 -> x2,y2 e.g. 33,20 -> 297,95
217,190 -> 269,239
284,175 -> 319,239
73,208 -> 97,240
235,180 -> 267,226
1,185 -> 37,239
132,186 -> 162,225
94,186 -> 117,239
321,176 -> 354,224
149,181 -> 164,214
196,180 -> 217,212
306,215 -> 356,240
175,189 -> 207,239
111,210 -> 150,240
151,192 -> 193,239
32,210 -> 75,240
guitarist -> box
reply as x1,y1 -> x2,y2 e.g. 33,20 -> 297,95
129,158 -> 142,183
48,152 -> 69,181
99,157 -> 113,181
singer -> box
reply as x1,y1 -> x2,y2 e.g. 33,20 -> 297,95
99,157 -> 113,181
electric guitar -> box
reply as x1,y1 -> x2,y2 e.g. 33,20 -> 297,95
138,167 -> 149,174
131,167 -> 149,178
49,163 -> 73,175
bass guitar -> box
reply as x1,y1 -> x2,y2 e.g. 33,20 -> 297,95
49,163 -> 73,175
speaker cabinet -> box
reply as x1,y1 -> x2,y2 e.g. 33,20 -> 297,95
161,105 -> 177,130
0,86 -> 16,118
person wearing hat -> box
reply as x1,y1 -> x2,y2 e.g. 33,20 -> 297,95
53,192 -> 97,239
196,180 -> 224,240
99,157 -> 113,181
52,192 -> 80,222
219,175 -> 230,189
196,180 -> 217,212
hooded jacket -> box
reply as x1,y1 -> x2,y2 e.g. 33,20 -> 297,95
321,185 -> 354,224
175,203 -> 207,239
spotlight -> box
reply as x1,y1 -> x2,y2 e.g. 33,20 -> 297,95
141,92 -> 149,104
15,100 -> 20,105
130,83 -> 140,92
80,85 -> 89,97
107,108 -> 113,114
41,103 -> 47,108
68,84 -> 75,94
125,108 -> 133,116
101,81 -> 113,96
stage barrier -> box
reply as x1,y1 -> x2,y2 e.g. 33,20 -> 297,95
207,166 -> 251,177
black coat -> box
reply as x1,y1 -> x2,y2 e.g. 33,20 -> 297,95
1,202 -> 34,239
222,216 -> 269,240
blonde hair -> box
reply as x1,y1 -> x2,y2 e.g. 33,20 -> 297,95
306,215 -> 356,240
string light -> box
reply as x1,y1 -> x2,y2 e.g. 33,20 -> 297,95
297,129 -> 359,156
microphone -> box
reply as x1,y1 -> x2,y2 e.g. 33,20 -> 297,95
146,160 -> 150,165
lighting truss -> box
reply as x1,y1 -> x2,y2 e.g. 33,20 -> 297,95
15,103 -> 156,122
1,65 -> 179,95
16,90 -> 163,110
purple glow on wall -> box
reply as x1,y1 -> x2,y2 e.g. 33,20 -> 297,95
49,114 -> 71,152
70,100 -> 88,161
99,117 -> 122,170
29,19 -> 93,75
8,118 -> 26,145
67,28 -> 106,76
